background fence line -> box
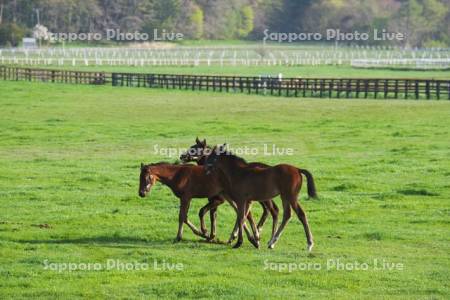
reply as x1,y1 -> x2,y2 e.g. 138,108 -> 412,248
1,46 -> 449,69
1,65 -> 449,100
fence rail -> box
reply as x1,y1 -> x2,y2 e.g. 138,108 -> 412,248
351,58 -> 450,70
2,46 -> 450,68
1,66 -> 449,100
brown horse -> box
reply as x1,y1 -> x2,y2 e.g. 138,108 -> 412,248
180,138 -> 279,241
138,162 -> 261,247
205,144 -> 317,251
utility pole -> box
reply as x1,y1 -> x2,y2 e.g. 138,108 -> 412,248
35,8 -> 40,25
0,4 -> 4,25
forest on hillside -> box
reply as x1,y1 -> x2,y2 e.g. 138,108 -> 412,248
0,0 -> 449,47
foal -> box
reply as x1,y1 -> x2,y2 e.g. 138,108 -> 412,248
138,162 -> 260,247
180,138 -> 279,241
205,145 -> 317,251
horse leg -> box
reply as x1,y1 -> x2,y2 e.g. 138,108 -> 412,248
180,198 -> 207,239
198,196 -> 224,238
225,199 -> 239,243
268,198 -> 291,249
185,219 -> 206,238
257,201 -> 269,232
267,199 -> 279,240
245,203 -> 260,248
268,199 -> 280,237
175,197 -> 190,242
209,196 -> 225,240
233,201 -> 247,249
198,200 -> 212,236
290,199 -> 314,252
226,199 -> 258,247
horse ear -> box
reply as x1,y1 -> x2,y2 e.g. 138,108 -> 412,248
202,139 -> 206,145
140,163 -> 144,169
196,136 -> 200,144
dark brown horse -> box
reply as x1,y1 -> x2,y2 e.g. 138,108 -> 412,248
205,144 -> 317,251
180,138 -> 279,242
138,162 -> 261,247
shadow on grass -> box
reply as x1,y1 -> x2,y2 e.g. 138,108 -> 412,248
397,189 -> 439,197
7,235 -> 231,250
10,235 -> 167,248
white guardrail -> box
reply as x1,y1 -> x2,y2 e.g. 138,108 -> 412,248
351,59 -> 450,69
0,47 -> 449,68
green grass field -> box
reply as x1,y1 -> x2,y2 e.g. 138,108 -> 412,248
0,81 -> 449,298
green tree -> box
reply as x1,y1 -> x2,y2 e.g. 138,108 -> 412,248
393,0 -> 449,47
189,5 -> 204,39
0,22 -> 26,46
237,5 -> 254,38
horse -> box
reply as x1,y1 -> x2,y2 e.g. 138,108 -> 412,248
204,144 -> 317,251
180,137 -> 279,241
138,162 -> 261,247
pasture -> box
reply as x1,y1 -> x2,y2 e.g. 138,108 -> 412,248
0,81 -> 449,298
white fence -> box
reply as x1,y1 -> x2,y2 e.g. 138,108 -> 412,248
0,46 -> 449,68
351,58 -> 450,69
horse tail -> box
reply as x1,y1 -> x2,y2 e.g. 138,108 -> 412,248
298,169 -> 317,199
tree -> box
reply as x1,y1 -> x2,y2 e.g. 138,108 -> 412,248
392,0 -> 449,47
238,5 -> 254,38
189,4 -> 204,39
0,0 -> 447,46
0,22 -> 26,46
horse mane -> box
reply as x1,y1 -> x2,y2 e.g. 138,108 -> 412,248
223,151 -> 248,165
144,160 -> 180,169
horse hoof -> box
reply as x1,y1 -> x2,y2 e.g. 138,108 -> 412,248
173,237 -> 181,243
307,243 -> 314,252
232,242 -> 242,249
268,243 -> 274,249
251,240 -> 260,249
249,238 -> 260,249
227,237 -> 236,244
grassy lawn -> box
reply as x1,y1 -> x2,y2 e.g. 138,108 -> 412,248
0,81 -> 449,298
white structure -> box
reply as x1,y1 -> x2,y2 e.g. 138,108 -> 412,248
22,38 -> 37,49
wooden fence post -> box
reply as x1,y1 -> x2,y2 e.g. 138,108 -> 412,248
356,80 -> 360,98
303,79 -> 307,97
278,78 -> 281,96
374,80 -> 379,99
425,80 -> 430,100
329,80 -> 334,98
394,80 -> 399,98
363,80 -> 368,98
346,80 -> 351,98
415,80 -> 419,99
404,81 -> 408,99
